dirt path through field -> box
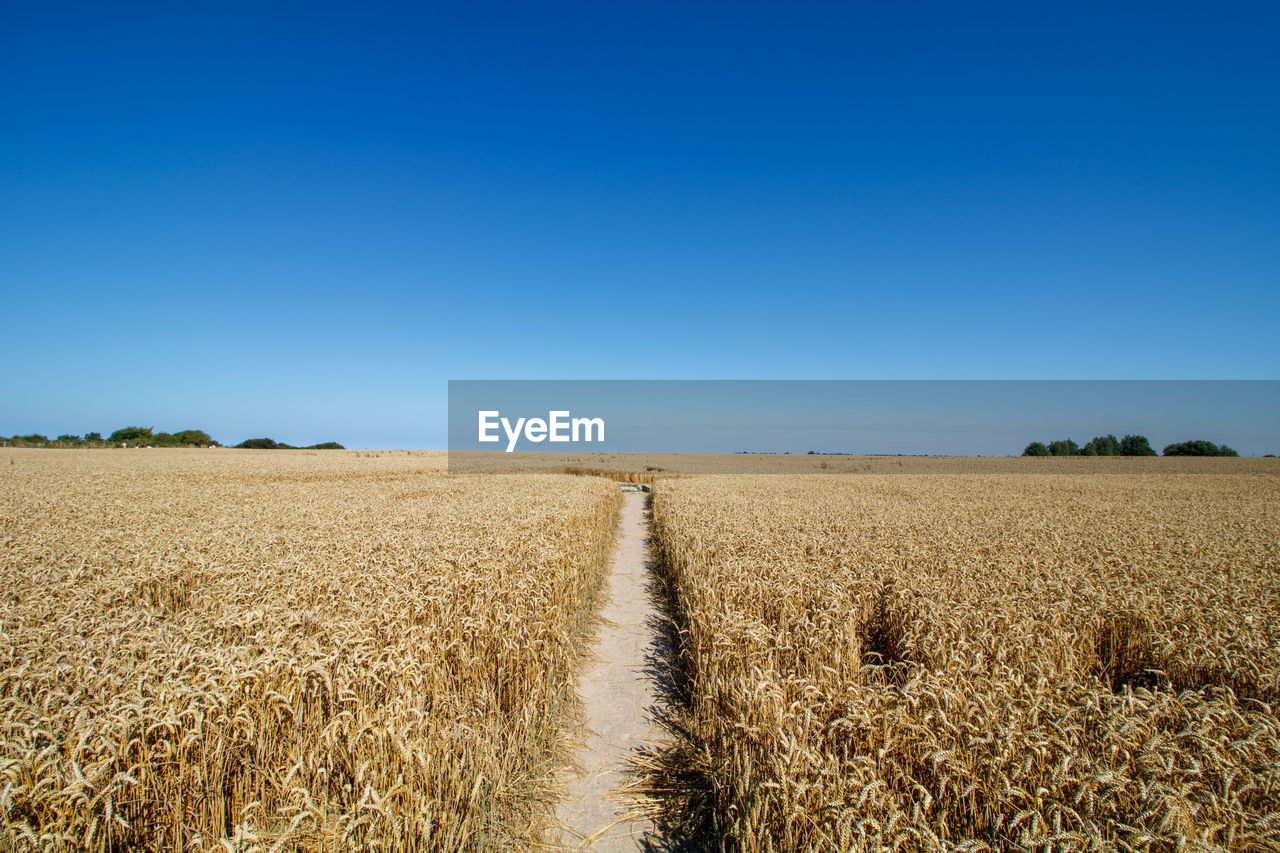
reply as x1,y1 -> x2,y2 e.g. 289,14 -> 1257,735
556,489 -> 661,850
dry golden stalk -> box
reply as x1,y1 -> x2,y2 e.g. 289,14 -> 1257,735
646,473 -> 1280,852
1,449 -> 620,851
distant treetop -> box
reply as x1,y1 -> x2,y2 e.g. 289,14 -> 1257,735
107,426 -> 219,447
1022,433 -> 1170,457
1,426 -> 340,450
234,437 -> 345,450
1119,434 -> 1157,456
1081,434 -> 1121,456
1162,440 -> 1239,457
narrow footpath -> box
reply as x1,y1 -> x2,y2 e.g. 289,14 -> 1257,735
556,489 -> 661,851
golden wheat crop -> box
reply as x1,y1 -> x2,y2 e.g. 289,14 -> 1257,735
0,449 -> 620,851
647,473 -> 1280,852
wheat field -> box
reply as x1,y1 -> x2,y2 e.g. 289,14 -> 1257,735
648,472 -> 1280,851
1,450 -> 620,851
4,450 -> 1278,851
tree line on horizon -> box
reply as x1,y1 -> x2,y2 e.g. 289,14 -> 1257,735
2,426 -> 343,450
233,437 -> 345,450
1022,434 -> 1240,457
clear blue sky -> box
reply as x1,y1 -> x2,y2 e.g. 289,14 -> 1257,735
3,2 -> 1277,448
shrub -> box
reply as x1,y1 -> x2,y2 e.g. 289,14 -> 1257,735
109,426 -> 153,443
1119,434 -> 1156,456
1082,435 -> 1121,456
1163,440 -> 1239,457
235,438 -> 283,449
234,438 -> 343,450
172,429 -> 216,446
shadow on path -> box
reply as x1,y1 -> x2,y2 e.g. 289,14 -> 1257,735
626,499 -> 722,853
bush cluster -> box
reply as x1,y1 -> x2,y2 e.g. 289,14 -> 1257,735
1022,434 -> 1156,457
3,427 -> 344,450
1162,440 -> 1239,457
234,438 -> 345,450
108,427 -> 218,447
1023,434 -> 1240,457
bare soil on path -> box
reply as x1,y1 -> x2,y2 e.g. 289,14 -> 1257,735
556,490 -> 663,851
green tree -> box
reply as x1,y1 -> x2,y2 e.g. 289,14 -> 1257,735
84,432 -> 103,442
1162,439 -> 1238,456
1119,434 -> 1156,456
1082,434 -> 1121,456
172,429 -> 216,446
1022,441 -> 1050,456
1048,439 -> 1080,456
109,426 -> 153,444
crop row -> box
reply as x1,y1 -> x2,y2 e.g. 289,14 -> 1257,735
1,451 -> 620,851
649,474 -> 1280,851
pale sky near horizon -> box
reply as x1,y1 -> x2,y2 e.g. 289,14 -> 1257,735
448,381 -> 1280,457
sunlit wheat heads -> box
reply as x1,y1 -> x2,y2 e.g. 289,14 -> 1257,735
1,449 -> 620,851
647,473 -> 1280,852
